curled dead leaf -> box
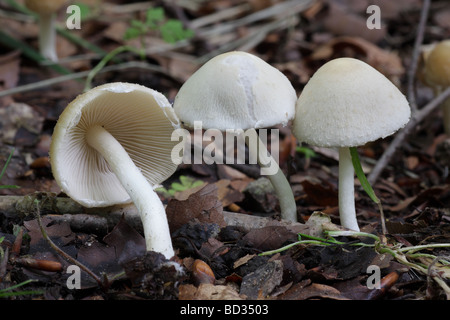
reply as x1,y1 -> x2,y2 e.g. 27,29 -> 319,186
179,283 -> 243,300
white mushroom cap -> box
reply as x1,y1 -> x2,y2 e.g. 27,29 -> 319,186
293,57 -> 411,147
173,51 -> 297,131
50,82 -> 181,208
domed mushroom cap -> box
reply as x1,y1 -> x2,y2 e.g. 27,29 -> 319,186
173,51 -> 297,131
424,40 -> 450,88
293,57 -> 411,148
50,82 -> 181,207
25,0 -> 67,15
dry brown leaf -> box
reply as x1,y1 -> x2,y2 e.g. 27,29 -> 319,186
166,183 -> 226,232
24,216 -> 75,246
321,1 -> 386,43
280,282 -> 349,300
179,283 -> 243,300
233,254 -> 256,270
0,103 -> 45,145
301,178 -> 338,207
217,165 -> 248,180
310,36 -> 404,84
242,226 -> 298,251
214,179 -> 245,207
0,50 -> 20,92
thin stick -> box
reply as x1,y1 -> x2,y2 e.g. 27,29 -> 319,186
0,61 -> 168,98
368,87 -> 450,184
407,0 -> 431,112
34,198 -> 104,287
0,194 -> 306,233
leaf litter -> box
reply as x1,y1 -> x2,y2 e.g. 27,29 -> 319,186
0,0 -> 449,302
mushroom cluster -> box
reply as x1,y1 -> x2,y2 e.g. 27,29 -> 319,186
49,53 -> 411,259
173,51 -> 298,222
293,57 -> 411,231
50,82 -> 182,259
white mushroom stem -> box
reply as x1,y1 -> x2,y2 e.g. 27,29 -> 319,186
245,128 -> 297,222
38,13 -> 58,62
338,147 -> 360,231
86,125 -> 174,259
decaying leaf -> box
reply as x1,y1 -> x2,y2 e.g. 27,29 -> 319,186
240,259 -> 284,299
242,226 -> 298,251
179,283 -> 243,300
23,216 -> 75,247
166,183 -> 226,232
310,36 -> 404,84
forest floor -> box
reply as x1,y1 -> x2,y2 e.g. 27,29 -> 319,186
0,0 -> 449,304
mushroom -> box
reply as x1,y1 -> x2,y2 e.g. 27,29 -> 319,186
24,0 -> 67,62
292,57 -> 410,231
173,51 -> 298,222
423,40 -> 450,135
50,82 -> 182,259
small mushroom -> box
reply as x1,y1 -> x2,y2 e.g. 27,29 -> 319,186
50,82 -> 183,258
423,40 -> 450,135
293,57 -> 410,231
25,0 -> 67,62
173,51 -> 298,222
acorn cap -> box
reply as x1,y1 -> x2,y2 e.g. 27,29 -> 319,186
293,57 -> 411,148
50,82 -> 181,207
173,51 -> 297,131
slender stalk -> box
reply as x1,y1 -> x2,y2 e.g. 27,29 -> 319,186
38,13 -> 57,62
244,128 -> 297,222
86,125 -> 174,259
84,45 -> 144,92
338,147 -> 360,231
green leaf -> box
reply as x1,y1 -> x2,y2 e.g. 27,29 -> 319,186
123,27 -> 142,40
171,182 -> 186,191
131,19 -> 146,29
160,20 -> 194,43
349,147 -> 379,204
191,180 -> 205,188
146,7 -> 165,25
296,146 -> 316,159
73,2 -> 91,21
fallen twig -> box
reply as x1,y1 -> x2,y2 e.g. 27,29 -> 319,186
407,0 -> 431,113
0,61 -> 171,98
0,194 -> 306,234
33,197 -> 104,287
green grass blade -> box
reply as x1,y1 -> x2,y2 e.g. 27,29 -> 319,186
0,148 -> 20,189
0,148 -> 15,181
350,147 -> 379,204
0,31 -> 72,75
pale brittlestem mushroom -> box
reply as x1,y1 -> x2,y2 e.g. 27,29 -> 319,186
173,51 -> 298,222
293,58 -> 410,231
50,83 -> 182,259
25,0 -> 66,62
423,40 -> 450,135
